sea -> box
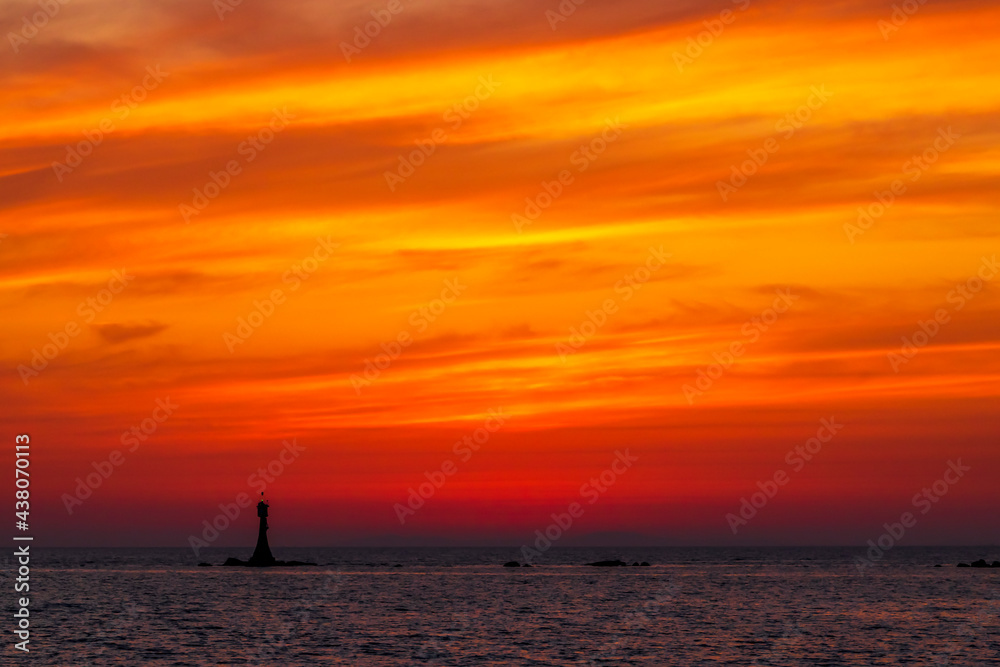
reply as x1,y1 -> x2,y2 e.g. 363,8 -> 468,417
4,546 -> 998,665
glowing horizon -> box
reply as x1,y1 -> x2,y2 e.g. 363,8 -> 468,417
2,0 -> 998,548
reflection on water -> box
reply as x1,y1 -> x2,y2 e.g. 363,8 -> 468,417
8,547 -> 999,665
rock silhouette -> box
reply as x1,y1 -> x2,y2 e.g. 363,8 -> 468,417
583,559 -> 650,566
223,557 -> 316,567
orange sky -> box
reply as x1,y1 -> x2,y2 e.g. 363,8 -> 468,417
2,0 -> 998,547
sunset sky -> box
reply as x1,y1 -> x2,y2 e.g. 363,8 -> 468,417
2,0 -> 998,548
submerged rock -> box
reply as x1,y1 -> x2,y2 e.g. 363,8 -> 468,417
957,562 -> 971,567
640,562 -> 651,566
586,560 -> 628,567
503,561 -> 521,567
197,562 -> 212,567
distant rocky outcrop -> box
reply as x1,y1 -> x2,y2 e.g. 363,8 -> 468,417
503,561 -> 521,567
583,559 -> 651,567
222,557 -> 317,567
956,559 -> 1000,568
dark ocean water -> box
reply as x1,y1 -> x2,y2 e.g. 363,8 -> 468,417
4,546 -> 998,665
